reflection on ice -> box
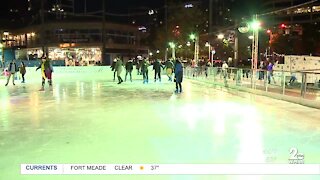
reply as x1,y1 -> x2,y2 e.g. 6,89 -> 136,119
0,71 -> 320,180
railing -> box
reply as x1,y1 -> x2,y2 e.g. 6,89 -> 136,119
185,66 -> 320,107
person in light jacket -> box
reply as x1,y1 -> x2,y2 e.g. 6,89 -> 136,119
5,59 -> 18,86
115,57 -> 124,84
165,59 -> 174,81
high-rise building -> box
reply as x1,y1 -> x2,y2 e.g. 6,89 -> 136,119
208,0 -> 234,33
262,0 -> 320,25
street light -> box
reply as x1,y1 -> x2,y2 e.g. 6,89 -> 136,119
169,42 -> 176,60
205,42 -> 211,64
249,16 -> 261,70
189,33 -> 196,41
189,33 -> 199,62
250,20 -> 261,31
217,34 -> 224,39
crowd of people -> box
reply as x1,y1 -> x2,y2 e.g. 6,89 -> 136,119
2,57 -> 54,91
111,57 -> 184,93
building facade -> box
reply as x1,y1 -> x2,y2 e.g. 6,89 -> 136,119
2,21 -> 148,66
262,0 -> 320,25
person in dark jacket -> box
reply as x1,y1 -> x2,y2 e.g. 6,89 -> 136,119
125,59 -> 134,82
111,58 -> 117,81
5,59 -> 18,86
153,59 -> 163,82
19,62 -> 26,83
136,59 -> 141,75
174,60 -> 183,93
141,58 -> 150,84
36,57 -> 53,91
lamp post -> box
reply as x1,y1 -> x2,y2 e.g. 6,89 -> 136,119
205,42 -> 211,62
169,42 -> 176,60
217,33 -> 224,40
250,15 -> 261,70
189,33 -> 199,63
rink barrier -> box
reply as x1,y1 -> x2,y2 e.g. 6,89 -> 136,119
185,67 -> 320,109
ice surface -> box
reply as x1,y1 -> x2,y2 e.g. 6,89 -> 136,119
0,68 -> 319,180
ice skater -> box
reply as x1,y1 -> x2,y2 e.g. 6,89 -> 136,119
115,57 -> 124,84
267,62 -> 276,84
289,72 -> 296,86
222,61 -> 229,78
174,59 -> 183,93
19,62 -> 26,83
205,60 -> 211,78
165,59 -> 174,81
153,59 -> 163,82
125,58 -> 133,82
141,58 -> 150,84
136,60 -> 141,75
5,59 -> 18,86
111,58 -> 117,81
36,57 -> 54,91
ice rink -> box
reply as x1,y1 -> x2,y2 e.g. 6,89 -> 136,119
0,68 -> 320,180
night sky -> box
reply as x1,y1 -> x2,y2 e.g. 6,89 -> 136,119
0,0 -> 261,23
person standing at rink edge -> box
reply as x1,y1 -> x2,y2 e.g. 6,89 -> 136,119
36,57 -> 54,91
5,59 -> 18,86
174,59 -> 183,94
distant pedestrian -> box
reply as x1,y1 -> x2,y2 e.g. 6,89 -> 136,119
289,72 -> 296,85
174,59 -> 183,93
125,59 -> 133,82
115,57 -> 124,84
222,61 -> 229,79
259,61 -> 265,80
19,62 -> 26,83
5,59 -> 18,86
136,60 -> 141,75
267,62 -> 276,84
191,59 -> 197,77
165,59 -> 174,81
153,59 -> 163,82
141,58 -> 150,84
205,60 -> 211,78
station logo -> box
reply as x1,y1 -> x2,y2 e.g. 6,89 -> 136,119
289,148 -> 304,164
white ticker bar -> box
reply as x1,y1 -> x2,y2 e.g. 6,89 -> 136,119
21,164 -> 320,175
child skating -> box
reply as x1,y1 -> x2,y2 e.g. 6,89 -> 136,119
5,59 -> 18,86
